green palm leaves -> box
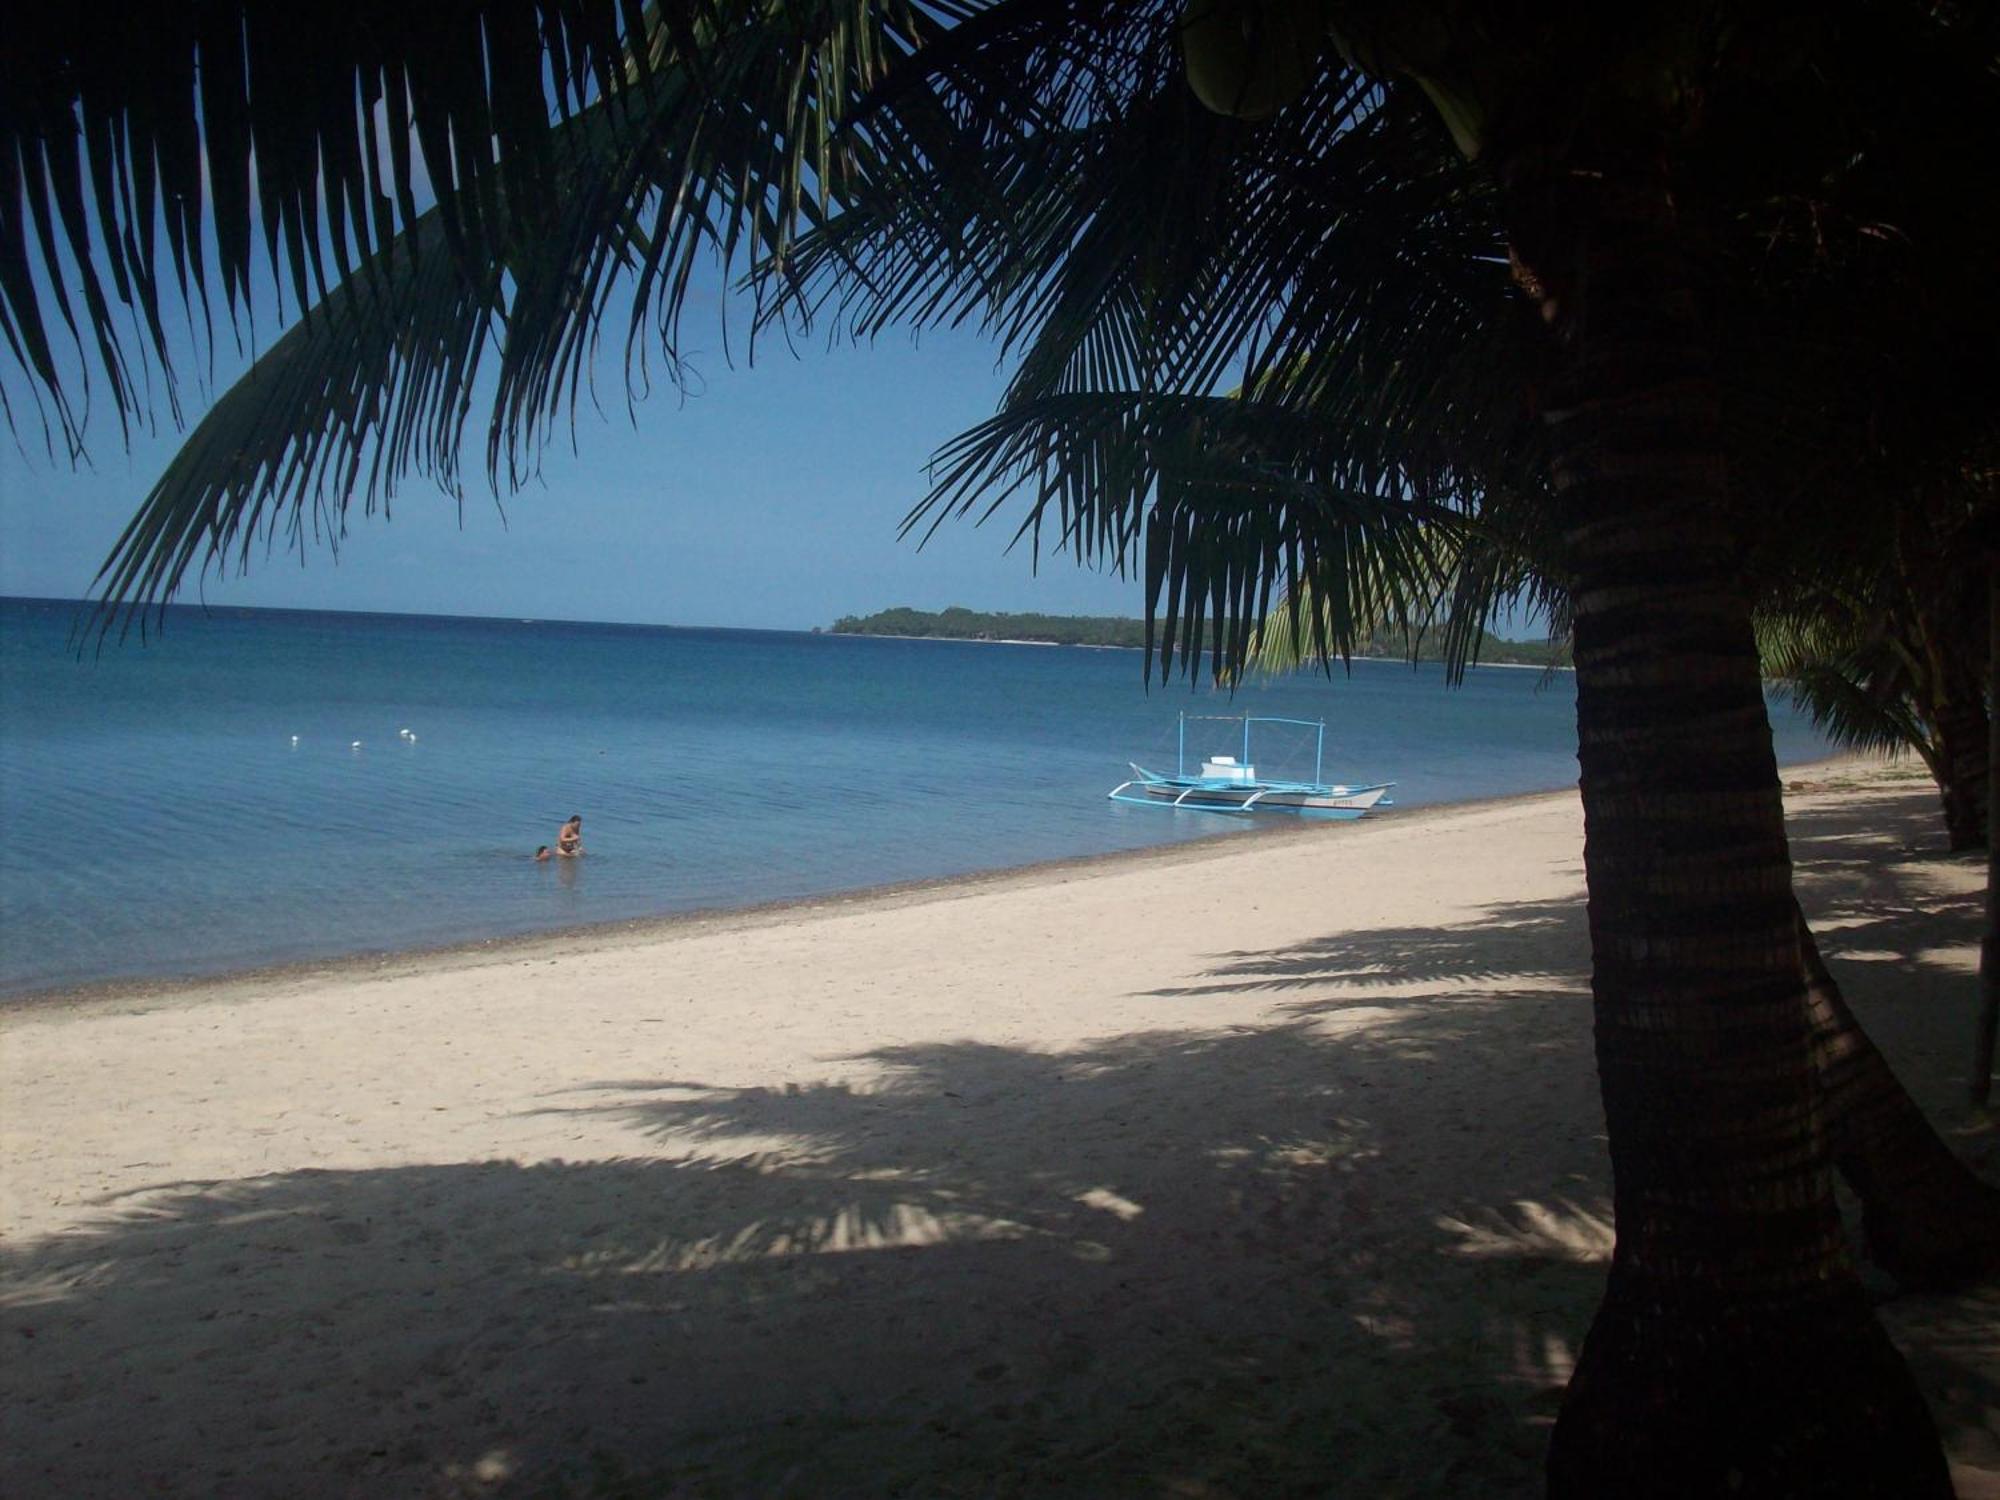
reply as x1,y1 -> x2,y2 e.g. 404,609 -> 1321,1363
788,54 -> 1541,679
11,0 -> 1545,676
6,0 -> 1994,692
1,3 -> 645,450
4,1 -> 989,631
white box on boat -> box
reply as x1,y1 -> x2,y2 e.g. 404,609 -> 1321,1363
1200,758 -> 1256,783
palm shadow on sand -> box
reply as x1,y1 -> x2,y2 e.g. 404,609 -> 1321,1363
1,792 -> 1992,1497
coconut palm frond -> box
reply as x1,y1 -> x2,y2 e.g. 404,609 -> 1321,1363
78,64 -> 659,636
787,62 -> 1507,415
1144,442 -> 1470,682
1240,468 -> 1561,684
1750,457 -> 1997,840
18,0 -> 1533,650
1756,602 -> 1939,768
34,0 -> 1026,622
0,0 -> 648,456
777,30 -> 1377,387
913,385 -> 1493,678
89,211 -> 503,640
1771,658 -> 1938,769
793,62 -> 1538,682
1244,574 -> 1415,680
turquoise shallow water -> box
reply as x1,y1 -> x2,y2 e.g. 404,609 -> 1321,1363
0,596 -> 1831,994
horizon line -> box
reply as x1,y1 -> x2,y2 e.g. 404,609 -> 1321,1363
0,593 -> 1144,638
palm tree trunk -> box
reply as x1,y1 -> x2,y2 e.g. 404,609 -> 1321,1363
1975,567 -> 1999,1104
1801,903 -> 2000,1285
1935,680 -> 1990,852
1505,147 -> 1949,1498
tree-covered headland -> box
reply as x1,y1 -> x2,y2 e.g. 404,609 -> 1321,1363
832,607 -> 1571,667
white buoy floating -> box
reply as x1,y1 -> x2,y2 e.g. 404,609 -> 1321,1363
290,735 -> 300,745
351,740 -> 363,750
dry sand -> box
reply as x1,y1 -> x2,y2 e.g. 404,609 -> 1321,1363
2,761 -> 1994,1497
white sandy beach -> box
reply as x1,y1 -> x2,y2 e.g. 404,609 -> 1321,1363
2,761 -> 1994,1497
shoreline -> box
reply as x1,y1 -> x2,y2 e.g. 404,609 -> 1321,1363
4,782 -> 1583,1018
4,752 -> 1909,1016
829,628 -> 1574,669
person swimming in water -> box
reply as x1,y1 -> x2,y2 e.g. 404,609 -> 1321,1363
534,845 -> 552,862
556,814 -> 584,857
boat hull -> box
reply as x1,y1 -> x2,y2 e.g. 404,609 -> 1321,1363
1109,767 -> 1392,820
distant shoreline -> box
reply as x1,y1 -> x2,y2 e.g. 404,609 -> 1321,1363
836,628 -> 1574,671
829,606 -> 1571,668
7,596 -> 1572,668
839,630 -> 1127,649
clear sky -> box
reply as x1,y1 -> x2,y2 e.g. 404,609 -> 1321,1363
0,292 -> 1143,632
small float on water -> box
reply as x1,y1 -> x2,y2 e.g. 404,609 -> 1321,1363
1109,714 -> 1392,820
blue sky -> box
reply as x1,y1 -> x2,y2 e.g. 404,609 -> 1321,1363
0,302 -> 1141,632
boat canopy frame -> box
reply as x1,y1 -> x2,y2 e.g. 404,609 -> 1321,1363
1173,713 -> 1326,784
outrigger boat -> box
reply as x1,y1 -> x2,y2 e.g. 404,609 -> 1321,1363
1109,714 -> 1393,819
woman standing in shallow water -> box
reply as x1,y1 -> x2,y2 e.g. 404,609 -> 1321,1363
556,815 -> 584,858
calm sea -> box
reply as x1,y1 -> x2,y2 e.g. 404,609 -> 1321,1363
0,596 -> 1832,995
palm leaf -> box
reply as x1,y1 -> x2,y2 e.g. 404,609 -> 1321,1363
51,0 -> 1016,627
782,50 -> 1545,681
1,1 -> 644,456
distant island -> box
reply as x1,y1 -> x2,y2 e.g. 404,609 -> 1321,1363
829,606 -> 1572,668
832,606 -> 1143,648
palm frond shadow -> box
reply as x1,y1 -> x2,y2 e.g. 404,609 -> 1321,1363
1787,793 -> 1986,991
1780,793 -> 1991,1129
7,1007 -> 1615,1497
1788,802 -> 1980,878
4,789 -> 1990,1497
1141,897 -> 1589,1005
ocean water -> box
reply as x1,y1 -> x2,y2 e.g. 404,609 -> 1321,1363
0,597 -> 1832,995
